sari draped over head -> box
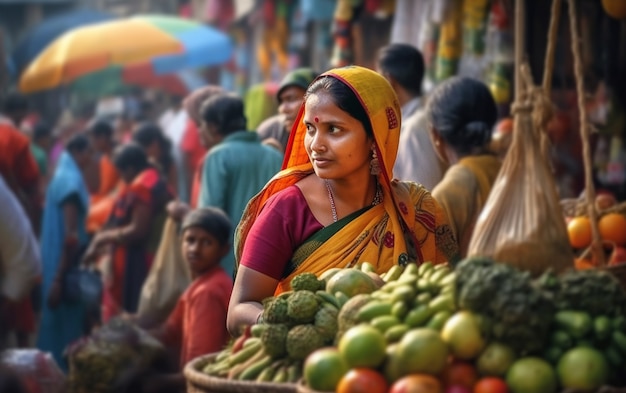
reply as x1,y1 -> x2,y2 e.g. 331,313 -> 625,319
37,151 -> 90,369
235,66 -> 458,293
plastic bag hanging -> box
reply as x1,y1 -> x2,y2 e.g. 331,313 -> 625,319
466,65 -> 573,276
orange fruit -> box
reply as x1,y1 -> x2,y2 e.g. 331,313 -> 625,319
574,258 -> 596,270
443,361 -> 478,389
338,325 -> 387,369
389,374 -> 443,393
303,347 -> 349,391
602,0 -> 626,19
598,213 -> 626,246
567,216 -> 592,249
474,377 -> 509,393
337,368 -> 388,393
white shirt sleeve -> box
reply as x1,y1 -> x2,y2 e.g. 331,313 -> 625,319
0,175 -> 41,301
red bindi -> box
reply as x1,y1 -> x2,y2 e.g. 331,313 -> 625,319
314,116 -> 319,123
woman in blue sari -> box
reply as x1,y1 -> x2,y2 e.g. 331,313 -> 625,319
37,134 -> 94,370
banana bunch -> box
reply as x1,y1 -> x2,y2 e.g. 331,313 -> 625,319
358,262 -> 457,343
202,336 -> 302,383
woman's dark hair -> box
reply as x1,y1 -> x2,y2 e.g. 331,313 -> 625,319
33,122 -> 52,140
65,134 -> 90,153
89,120 -> 114,138
200,93 -> 247,135
305,75 -> 374,139
132,122 -> 165,147
112,142 -> 149,172
377,43 -> 424,96
181,207 -> 233,246
132,122 -> 173,172
427,76 -> 497,154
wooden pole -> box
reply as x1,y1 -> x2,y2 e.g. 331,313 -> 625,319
514,0 -> 525,102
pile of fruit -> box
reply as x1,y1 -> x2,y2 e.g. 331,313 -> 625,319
198,258 -> 626,393
564,193 -> 626,268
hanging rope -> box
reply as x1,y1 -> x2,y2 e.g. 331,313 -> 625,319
542,0 -> 562,95
568,0 -> 605,266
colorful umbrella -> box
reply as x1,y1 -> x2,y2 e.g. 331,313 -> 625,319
70,66 -> 206,98
19,14 -> 233,93
10,8 -> 114,76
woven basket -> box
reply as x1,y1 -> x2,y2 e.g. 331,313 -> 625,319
605,263 -> 626,290
184,353 -> 297,393
295,380 -> 333,393
560,199 -> 626,218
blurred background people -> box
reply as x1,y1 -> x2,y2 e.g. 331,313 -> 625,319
180,85 -> 225,209
85,143 -> 173,321
86,120 -> 122,234
257,68 -> 319,153
377,43 -> 446,190
0,174 -> 41,350
429,76 -> 500,258
197,92 -> 283,278
0,92 -> 29,129
132,122 -> 178,196
37,134 -> 94,369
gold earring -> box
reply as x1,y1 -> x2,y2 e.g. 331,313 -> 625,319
370,149 -> 381,175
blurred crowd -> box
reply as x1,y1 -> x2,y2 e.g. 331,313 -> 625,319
0,42 -> 512,392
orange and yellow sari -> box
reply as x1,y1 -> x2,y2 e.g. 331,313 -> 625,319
235,66 -> 458,293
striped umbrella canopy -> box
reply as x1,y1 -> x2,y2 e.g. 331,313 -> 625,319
19,14 -> 233,93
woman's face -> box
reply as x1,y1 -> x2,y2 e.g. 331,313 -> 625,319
303,91 -> 372,180
278,86 -> 306,132
75,145 -> 96,170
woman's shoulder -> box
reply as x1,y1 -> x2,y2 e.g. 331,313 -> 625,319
264,185 -> 307,209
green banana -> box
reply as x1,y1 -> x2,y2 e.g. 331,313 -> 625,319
239,355 -> 272,380
316,290 -> 341,309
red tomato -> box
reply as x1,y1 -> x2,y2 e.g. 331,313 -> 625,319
442,361 -> 478,389
337,368 -> 388,393
473,377 -> 509,393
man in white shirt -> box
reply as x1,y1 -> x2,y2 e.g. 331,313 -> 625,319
0,175 -> 41,348
377,43 -> 447,190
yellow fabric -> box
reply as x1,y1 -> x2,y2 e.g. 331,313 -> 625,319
20,19 -> 183,93
235,66 -> 458,292
432,155 -> 501,257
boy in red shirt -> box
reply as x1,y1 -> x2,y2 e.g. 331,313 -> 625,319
143,207 -> 234,392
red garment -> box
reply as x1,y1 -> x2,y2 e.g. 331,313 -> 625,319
190,154 -> 206,209
180,119 -> 206,178
4,297 -> 36,333
241,186 -> 322,280
162,266 -> 233,367
0,124 -> 39,334
0,124 -> 40,193
102,167 -> 173,322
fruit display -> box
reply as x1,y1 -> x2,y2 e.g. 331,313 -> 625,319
564,193 -> 626,267
199,267 -> 379,384
65,318 -> 166,393
195,258 -> 626,392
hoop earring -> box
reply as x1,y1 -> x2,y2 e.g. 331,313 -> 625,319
370,149 -> 381,175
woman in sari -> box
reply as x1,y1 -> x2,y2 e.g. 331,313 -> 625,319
227,66 -> 458,335
429,77 -> 501,258
85,143 -> 174,321
37,134 -> 94,369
